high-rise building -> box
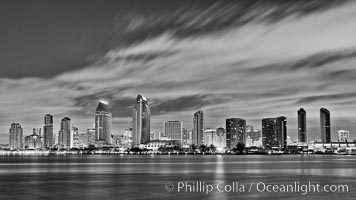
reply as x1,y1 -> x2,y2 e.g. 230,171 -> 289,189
95,100 -> 112,145
59,117 -> 73,149
53,132 -> 59,146
338,130 -> 350,142
44,114 -> 53,148
132,94 -> 151,147
203,128 -> 216,147
276,117 -> 287,148
72,127 -> 79,148
73,130 -> 89,149
226,118 -> 246,149
86,128 -> 95,145
193,110 -> 204,147
262,116 -> 287,149
9,123 -> 23,150
298,108 -> 307,143
246,125 -> 261,141
320,107 -> 331,143
24,129 -> 42,150
216,127 -> 226,148
33,128 -> 41,137
182,129 -> 188,145
33,128 -> 43,149
203,128 -> 226,148
164,121 -> 183,143
116,128 -> 132,149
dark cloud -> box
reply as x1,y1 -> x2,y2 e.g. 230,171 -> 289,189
296,92 -> 356,104
112,51 -> 177,63
150,94 -> 216,115
0,0 -> 349,78
287,50 -> 356,71
242,49 -> 356,74
321,69 -> 356,82
73,93 -> 239,117
73,90 -> 133,116
110,0 -> 348,47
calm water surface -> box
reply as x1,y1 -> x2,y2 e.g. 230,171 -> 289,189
0,155 -> 355,200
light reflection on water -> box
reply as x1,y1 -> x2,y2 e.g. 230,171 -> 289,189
0,155 -> 355,200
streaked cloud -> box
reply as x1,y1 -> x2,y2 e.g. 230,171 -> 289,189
1,0 -> 356,142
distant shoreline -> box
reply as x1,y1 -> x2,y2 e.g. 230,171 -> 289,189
0,151 -> 354,156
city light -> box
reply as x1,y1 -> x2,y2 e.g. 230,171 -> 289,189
99,100 -> 109,104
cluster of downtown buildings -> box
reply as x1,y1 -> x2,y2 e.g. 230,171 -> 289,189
7,94 -> 354,153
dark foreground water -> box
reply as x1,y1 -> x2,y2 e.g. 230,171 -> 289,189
0,155 -> 355,200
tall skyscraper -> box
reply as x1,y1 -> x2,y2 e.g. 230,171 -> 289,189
193,110 -> 204,147
262,116 -> 287,149
9,123 -> 23,150
297,108 -> 307,143
226,118 -> 246,149
95,100 -> 113,145
132,94 -> 151,147
44,114 -> 53,148
59,117 -> 73,149
320,107 -> 331,143
164,121 -> 183,143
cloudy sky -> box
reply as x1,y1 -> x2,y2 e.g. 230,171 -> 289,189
1,0 -> 356,143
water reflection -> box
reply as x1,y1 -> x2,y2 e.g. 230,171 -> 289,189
0,155 -> 355,199
211,155 -> 227,200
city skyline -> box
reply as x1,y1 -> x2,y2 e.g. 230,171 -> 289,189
5,103 -> 353,146
2,0 -> 356,143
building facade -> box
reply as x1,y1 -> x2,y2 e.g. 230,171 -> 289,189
298,108 -> 307,143
320,107 -> 331,143
87,128 -> 95,145
95,100 -> 113,145
58,117 -> 73,149
9,123 -> 23,150
182,129 -> 188,145
193,110 -> 204,147
132,94 -> 151,147
216,127 -> 226,148
164,121 -> 183,143
43,114 -> 53,148
338,130 -> 350,142
203,128 -> 226,148
24,129 -> 43,150
262,116 -> 287,149
226,118 -> 246,149
246,125 -> 261,141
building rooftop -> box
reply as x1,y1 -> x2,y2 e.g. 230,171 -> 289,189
96,101 -> 111,113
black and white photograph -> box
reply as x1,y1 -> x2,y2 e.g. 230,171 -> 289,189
1,0 -> 356,199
